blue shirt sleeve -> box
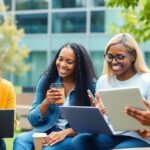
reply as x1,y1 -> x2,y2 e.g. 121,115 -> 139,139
28,75 -> 49,127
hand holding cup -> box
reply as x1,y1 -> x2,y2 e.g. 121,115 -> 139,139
45,83 -> 65,105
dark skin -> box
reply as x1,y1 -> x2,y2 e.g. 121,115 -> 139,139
106,43 -> 136,80
125,100 -> 150,126
90,43 -> 136,114
40,47 -> 77,146
94,43 -> 150,138
125,100 -> 150,138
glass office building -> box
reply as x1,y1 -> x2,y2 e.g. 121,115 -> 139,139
2,0 -> 150,89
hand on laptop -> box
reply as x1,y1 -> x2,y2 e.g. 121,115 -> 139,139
43,128 -> 76,146
125,100 -> 150,126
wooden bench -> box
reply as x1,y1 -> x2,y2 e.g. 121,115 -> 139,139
16,93 -> 34,131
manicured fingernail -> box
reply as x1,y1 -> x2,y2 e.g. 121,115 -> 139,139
44,144 -> 48,147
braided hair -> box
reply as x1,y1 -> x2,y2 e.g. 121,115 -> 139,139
42,43 -> 97,106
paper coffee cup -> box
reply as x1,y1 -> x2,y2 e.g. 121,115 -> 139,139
50,83 -> 65,104
32,133 -> 47,150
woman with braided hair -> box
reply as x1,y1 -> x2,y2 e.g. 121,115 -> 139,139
13,43 -> 97,150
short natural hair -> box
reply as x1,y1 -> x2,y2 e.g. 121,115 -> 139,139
102,33 -> 150,76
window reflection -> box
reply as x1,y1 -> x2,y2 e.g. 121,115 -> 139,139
16,0 -> 48,10
145,52 -> 150,69
16,13 -> 48,33
91,0 -> 105,6
52,0 -> 86,8
90,51 -> 104,75
52,12 -> 86,33
0,14 -> 5,24
13,51 -> 47,86
4,0 -> 12,10
91,11 -> 105,32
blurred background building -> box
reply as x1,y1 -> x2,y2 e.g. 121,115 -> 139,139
1,0 -> 150,90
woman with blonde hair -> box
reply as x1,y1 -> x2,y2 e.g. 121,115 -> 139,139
72,33 -> 150,149
103,33 -> 150,76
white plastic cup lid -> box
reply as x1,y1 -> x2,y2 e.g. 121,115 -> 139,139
32,133 -> 47,138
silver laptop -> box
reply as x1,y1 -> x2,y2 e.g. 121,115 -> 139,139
59,106 -> 113,134
99,87 -> 150,131
0,109 -> 14,138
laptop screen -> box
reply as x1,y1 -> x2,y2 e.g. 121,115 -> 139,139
0,109 -> 14,138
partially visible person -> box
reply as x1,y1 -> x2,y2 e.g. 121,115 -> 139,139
13,43 -> 97,150
0,77 -> 16,150
72,33 -> 150,150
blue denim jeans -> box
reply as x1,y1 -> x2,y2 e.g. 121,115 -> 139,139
13,127 -> 73,150
71,133 -> 150,150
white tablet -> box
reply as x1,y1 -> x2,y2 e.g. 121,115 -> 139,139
59,106 -> 113,134
99,87 -> 150,131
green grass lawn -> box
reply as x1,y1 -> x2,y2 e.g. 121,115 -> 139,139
5,131 -> 21,150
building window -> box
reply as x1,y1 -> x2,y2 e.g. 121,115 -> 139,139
52,0 -> 86,8
90,51 -> 104,75
4,0 -> 12,10
0,14 -> 3,24
15,0 -> 48,10
52,12 -> 86,33
91,11 -> 105,32
91,0 -> 105,7
16,13 -> 48,33
145,52 -> 150,69
13,51 -> 47,87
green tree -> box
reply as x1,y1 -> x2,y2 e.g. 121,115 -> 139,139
106,0 -> 150,43
0,4 -> 30,77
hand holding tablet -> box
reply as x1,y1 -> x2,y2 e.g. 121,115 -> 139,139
99,87 -> 150,131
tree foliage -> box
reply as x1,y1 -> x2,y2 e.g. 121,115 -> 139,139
106,0 -> 150,43
0,5 -> 30,76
